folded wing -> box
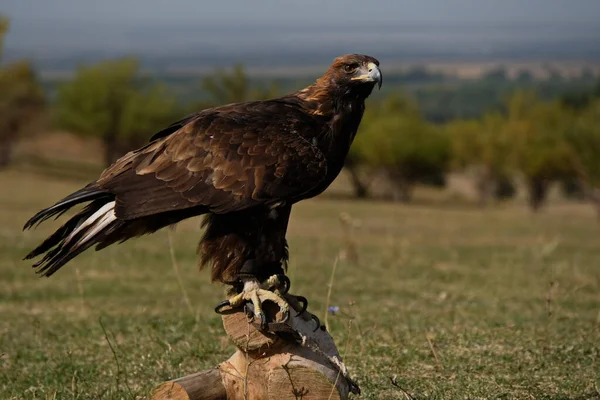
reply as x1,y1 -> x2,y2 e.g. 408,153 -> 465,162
99,101 -> 328,220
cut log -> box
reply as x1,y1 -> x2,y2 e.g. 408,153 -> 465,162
150,368 -> 226,400
150,303 -> 358,400
220,302 -> 281,352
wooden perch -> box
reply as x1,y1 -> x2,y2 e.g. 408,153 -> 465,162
150,302 -> 359,400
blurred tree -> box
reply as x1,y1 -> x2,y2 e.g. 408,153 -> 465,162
118,83 -> 179,154
505,91 -> 576,211
197,64 -> 280,109
560,77 -> 600,111
446,114 -> 515,206
514,69 -> 535,84
542,64 -> 564,83
483,67 -> 509,83
0,16 -> 46,167
565,100 -> 600,217
343,150 -> 372,199
347,94 -> 419,199
55,58 -> 179,165
353,95 -> 450,202
558,177 -> 585,200
346,95 -> 419,199
413,72 -> 595,122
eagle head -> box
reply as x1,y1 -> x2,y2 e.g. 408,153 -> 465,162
325,54 -> 382,95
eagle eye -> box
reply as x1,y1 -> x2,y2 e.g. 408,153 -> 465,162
343,63 -> 359,73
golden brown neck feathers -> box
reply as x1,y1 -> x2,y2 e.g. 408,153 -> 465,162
295,83 -> 335,116
295,66 -> 342,116
295,54 -> 380,117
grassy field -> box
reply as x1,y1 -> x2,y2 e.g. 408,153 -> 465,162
1,164 -> 600,399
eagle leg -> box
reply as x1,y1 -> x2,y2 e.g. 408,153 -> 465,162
261,274 -> 322,331
215,278 -> 290,331
263,274 -> 320,328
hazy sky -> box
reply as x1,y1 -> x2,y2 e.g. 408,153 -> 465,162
4,0 -> 600,65
3,0 -> 600,25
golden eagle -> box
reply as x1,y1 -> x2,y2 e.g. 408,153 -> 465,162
23,54 -> 381,328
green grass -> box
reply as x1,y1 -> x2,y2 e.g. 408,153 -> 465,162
1,167 -> 600,399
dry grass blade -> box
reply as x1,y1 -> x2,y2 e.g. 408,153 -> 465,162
99,317 -> 135,400
323,255 -> 340,332
390,375 -> 416,400
425,334 -> 443,370
167,229 -> 196,320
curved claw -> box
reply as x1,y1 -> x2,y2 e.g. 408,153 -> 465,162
294,295 -> 308,316
269,274 -> 291,294
280,310 -> 290,324
278,275 -> 291,294
311,314 -> 321,332
214,300 -> 231,314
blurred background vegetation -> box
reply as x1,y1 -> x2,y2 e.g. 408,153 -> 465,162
1,13 -> 600,216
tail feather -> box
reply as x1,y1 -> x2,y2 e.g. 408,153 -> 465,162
23,185 -> 112,230
24,208 -> 89,261
23,185 -> 122,276
61,201 -> 115,247
32,206 -> 122,277
24,188 -> 208,276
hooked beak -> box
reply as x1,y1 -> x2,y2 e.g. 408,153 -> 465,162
351,62 -> 382,89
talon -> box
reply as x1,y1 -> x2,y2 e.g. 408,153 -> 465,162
214,300 -> 231,314
278,274 -> 291,294
281,310 -> 290,324
295,295 -> 308,316
311,314 -> 320,332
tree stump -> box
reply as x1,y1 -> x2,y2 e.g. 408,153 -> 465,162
150,303 -> 359,400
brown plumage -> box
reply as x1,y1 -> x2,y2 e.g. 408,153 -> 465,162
23,54 -> 381,285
